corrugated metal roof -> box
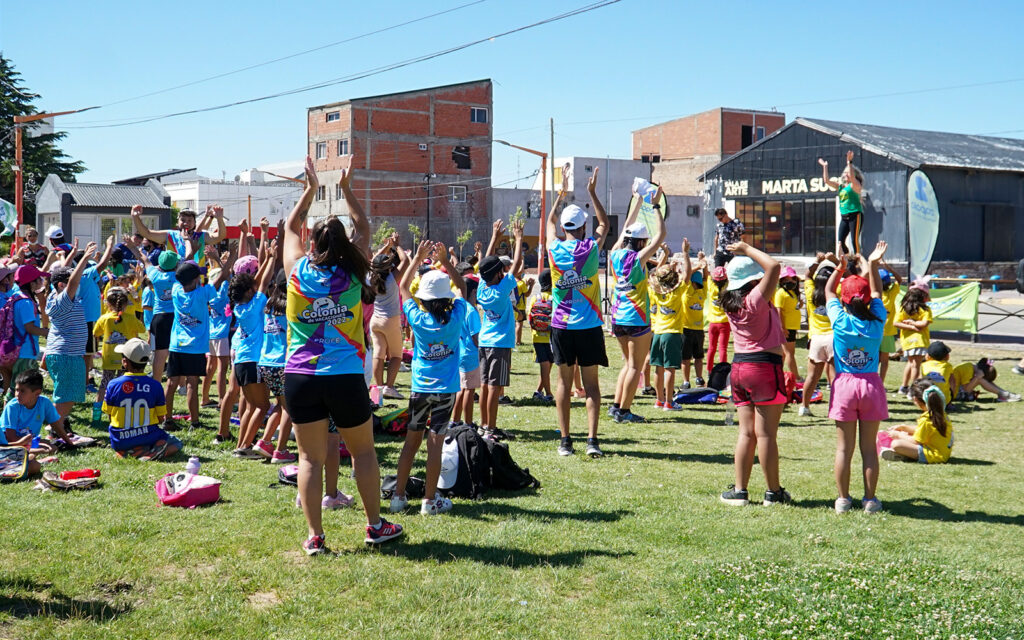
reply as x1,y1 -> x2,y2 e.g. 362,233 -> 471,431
66,183 -> 169,209
798,118 -> 1024,172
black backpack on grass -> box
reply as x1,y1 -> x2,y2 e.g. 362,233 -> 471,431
483,438 -> 540,491
380,475 -> 426,500
438,424 -> 491,499
708,362 -> 732,391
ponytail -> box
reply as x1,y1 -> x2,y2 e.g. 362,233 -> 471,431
311,216 -> 374,304
911,379 -> 948,437
845,297 -> 882,323
422,298 -> 454,325
719,280 -> 757,314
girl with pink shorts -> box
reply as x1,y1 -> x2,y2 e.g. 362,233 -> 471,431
823,242 -> 890,515
716,242 -> 790,508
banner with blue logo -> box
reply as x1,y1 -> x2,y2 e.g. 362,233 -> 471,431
908,170 -> 940,280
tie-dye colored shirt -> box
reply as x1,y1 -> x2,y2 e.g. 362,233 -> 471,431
610,248 -> 649,327
548,238 -> 602,330
166,230 -> 208,272
285,257 -> 366,376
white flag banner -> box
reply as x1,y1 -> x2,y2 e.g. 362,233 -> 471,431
0,198 -> 16,237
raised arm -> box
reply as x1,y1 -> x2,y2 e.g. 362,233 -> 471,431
283,156 -> 318,277
728,241 -> 780,299
545,163 -> 572,246
66,241 -> 97,299
401,240 -> 432,300
510,219 -> 525,276
131,205 -> 168,244
95,235 -> 116,270
337,155 -> 369,258
679,237 -> 693,282
611,184 -> 645,252
256,239 -> 277,294
211,244 -> 234,289
588,166 -> 609,248
825,255 -> 846,301
636,186 -> 667,265
845,150 -> 862,194
208,205 -> 227,244
485,219 -> 505,257
257,217 -> 270,265
867,241 -> 887,299
436,241 -> 466,299
237,219 -> 251,259
818,158 -> 840,190
391,233 -> 410,273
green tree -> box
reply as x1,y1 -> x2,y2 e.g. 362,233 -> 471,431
372,220 -> 396,249
456,228 -> 473,259
0,54 -> 85,226
407,223 -> 422,246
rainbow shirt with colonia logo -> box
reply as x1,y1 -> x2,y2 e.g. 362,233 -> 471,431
285,257 -> 365,376
166,230 -> 208,272
609,248 -> 649,327
548,238 -> 602,330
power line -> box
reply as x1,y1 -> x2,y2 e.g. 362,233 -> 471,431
58,0 -> 623,130
769,76 -> 1024,109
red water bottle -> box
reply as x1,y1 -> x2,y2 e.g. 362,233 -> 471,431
59,468 -> 101,480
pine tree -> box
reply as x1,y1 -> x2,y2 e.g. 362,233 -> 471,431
0,54 -> 85,225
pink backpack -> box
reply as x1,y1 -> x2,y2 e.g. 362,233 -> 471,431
0,295 -> 33,368
155,471 -> 221,508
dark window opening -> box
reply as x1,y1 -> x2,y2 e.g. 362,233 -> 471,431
741,125 -> 753,148
452,146 -> 471,170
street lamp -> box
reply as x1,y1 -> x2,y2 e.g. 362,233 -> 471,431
423,172 -> 436,239
11,106 -> 98,252
494,139 -> 547,274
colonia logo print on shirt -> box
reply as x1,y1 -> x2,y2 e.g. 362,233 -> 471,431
299,297 -> 354,324
840,346 -> 871,370
556,269 -> 590,291
423,343 -> 454,361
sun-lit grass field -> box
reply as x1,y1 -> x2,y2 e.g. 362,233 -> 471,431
2,338 -> 1023,639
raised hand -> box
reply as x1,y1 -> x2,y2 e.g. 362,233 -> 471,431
260,217 -> 270,230
414,239 -> 433,260
211,205 -> 223,218
304,156 -> 319,191
846,150 -> 854,164
868,241 -> 888,263
511,218 -> 524,239
682,238 -> 691,253
560,163 -> 571,193
492,219 -> 505,238
587,166 -> 599,193
338,154 -> 354,190
238,219 -> 250,234
473,241 -> 482,253
130,204 -> 143,218
818,158 -> 828,168
726,241 -> 749,256
84,241 -> 97,258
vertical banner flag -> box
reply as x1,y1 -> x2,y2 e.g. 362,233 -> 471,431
908,170 -> 940,280
0,198 -> 16,236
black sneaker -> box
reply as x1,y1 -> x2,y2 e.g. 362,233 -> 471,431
607,405 -> 621,418
720,485 -> 750,506
614,410 -> 646,424
695,377 -> 706,387
497,395 -> 514,405
162,419 -> 182,432
641,386 -> 656,396
557,437 -> 574,456
585,438 -> 603,458
211,434 -> 233,445
482,426 -> 515,441
763,488 -> 793,506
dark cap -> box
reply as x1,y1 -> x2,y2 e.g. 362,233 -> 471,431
927,341 -> 950,361
175,261 -> 201,285
479,255 -> 502,282
539,269 -> 552,291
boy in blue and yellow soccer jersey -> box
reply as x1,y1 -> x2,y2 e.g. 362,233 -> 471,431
102,338 -> 181,460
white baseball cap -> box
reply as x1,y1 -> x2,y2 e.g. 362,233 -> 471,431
115,337 -> 153,364
560,204 -> 587,230
623,222 -> 649,239
45,225 -> 64,240
417,270 -> 454,300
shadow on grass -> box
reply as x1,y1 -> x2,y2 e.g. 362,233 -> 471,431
885,498 -> 1024,526
512,430 -> 645,446
0,577 -> 131,621
454,503 -> 633,523
382,540 -> 634,567
612,449 -> 733,464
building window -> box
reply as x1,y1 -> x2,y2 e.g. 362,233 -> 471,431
686,204 -> 700,218
452,146 -> 471,170
470,107 -> 488,124
741,125 -> 753,148
315,142 -> 327,159
335,184 -> 345,200
326,111 -> 340,122
736,198 -> 835,257
756,126 -> 766,141
449,186 -> 467,203
316,186 -> 326,201
337,139 -> 349,156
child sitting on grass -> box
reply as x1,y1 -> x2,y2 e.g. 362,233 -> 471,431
0,370 -> 76,476
951,358 -> 1021,403
879,379 -> 952,464
103,338 -> 181,460
920,341 -> 954,405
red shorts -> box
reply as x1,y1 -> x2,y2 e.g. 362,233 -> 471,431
828,372 -> 889,422
731,360 -> 788,407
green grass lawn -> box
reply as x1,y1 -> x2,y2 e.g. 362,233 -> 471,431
2,339 -> 1023,639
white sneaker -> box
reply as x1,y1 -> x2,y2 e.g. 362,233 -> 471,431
797,406 -> 812,417
998,392 -> 1021,403
389,495 -> 409,513
382,386 -> 405,400
863,497 -> 883,514
834,497 -> 853,514
398,362 -> 410,372
420,493 -> 453,515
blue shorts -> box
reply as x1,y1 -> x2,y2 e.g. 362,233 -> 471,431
45,354 -> 86,404
917,445 -> 928,464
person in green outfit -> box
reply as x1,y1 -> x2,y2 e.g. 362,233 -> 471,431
819,150 -> 864,256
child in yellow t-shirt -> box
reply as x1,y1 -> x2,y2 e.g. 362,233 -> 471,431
515,275 -> 532,346
774,266 -> 802,381
894,285 -> 933,397
881,379 -> 953,464
649,264 -> 686,410
528,270 -> 553,402
920,341 -> 954,406
949,358 -> 1021,403
705,266 -> 730,377
680,258 -> 708,389
800,254 -> 837,417
877,268 -> 903,383
93,287 -> 146,408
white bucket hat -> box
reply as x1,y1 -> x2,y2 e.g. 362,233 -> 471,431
417,270 -> 454,300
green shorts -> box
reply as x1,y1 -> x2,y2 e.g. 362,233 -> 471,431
651,333 -> 683,369
880,334 -> 897,353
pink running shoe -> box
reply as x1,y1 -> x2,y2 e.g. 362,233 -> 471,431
253,439 -> 274,459
365,518 -> 404,544
302,534 -> 328,556
271,450 -> 297,464
322,490 -> 355,510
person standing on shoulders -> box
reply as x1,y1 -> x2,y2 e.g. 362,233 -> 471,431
819,150 -> 864,256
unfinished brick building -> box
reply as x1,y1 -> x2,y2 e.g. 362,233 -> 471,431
632,108 -> 786,195
307,79 -> 493,248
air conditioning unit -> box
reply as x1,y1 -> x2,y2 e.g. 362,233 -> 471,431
418,143 -> 428,151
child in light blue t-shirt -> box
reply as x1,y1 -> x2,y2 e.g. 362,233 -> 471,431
1,370 -> 75,477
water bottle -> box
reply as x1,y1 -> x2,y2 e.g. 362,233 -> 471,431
724,400 -> 734,426
91,402 -> 103,425
186,457 -> 201,476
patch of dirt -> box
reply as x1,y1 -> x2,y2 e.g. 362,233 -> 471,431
247,591 -> 281,610
95,580 -> 133,595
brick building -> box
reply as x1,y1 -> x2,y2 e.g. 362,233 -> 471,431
632,108 -> 786,195
307,79 -> 493,247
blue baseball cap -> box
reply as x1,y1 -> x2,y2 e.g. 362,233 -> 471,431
690,271 -> 704,285
879,269 -> 893,287
725,257 -> 764,291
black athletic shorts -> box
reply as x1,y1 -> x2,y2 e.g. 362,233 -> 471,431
408,392 -> 456,435
786,329 -> 798,343
550,326 -> 608,368
234,361 -> 259,387
533,342 -> 553,364
612,323 -> 651,338
285,372 -> 371,428
167,351 -> 206,378
681,328 -> 705,360
479,347 -> 512,387
151,312 -> 174,350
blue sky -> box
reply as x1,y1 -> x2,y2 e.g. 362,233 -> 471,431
3,0 -> 1023,186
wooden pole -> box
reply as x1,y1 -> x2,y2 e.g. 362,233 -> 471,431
247,195 -> 252,231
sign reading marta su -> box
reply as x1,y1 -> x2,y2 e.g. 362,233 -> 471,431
723,178 -> 837,197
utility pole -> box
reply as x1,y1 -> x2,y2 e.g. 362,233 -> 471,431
424,173 -> 436,239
